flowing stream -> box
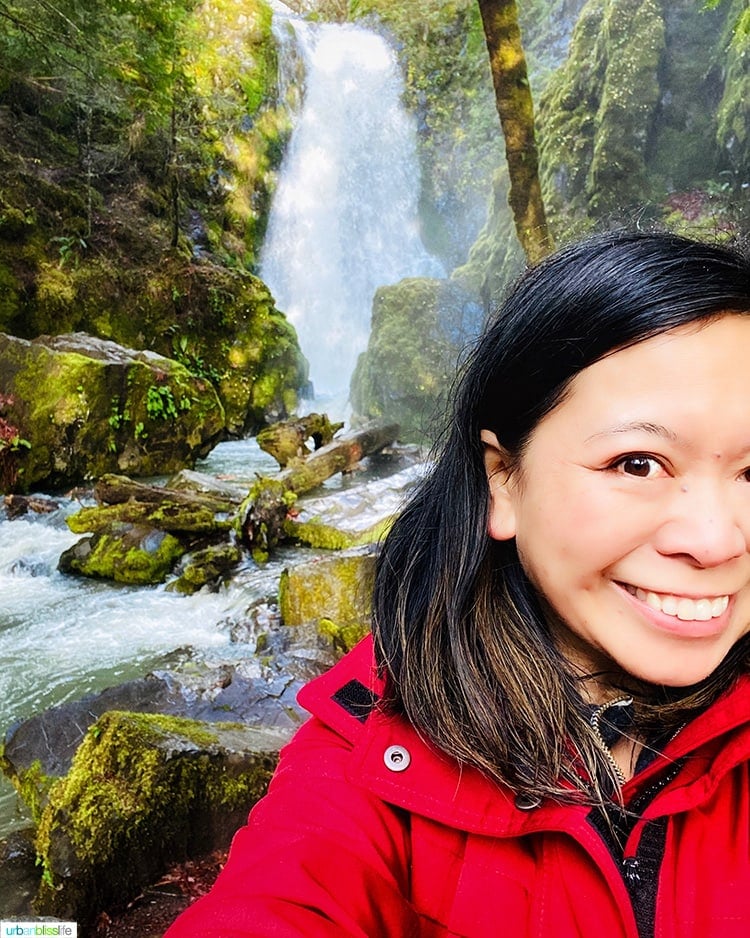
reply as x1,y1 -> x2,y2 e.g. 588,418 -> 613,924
0,441 -> 286,837
261,16 -> 443,402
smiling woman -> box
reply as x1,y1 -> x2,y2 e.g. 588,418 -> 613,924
165,232 -> 750,938
482,316 -> 750,692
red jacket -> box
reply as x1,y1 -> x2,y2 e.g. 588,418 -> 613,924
165,637 -> 750,937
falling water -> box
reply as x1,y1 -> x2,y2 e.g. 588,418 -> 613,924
260,18 -> 443,402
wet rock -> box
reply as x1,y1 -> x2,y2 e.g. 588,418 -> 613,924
3,494 -> 60,519
0,828 -> 38,917
58,523 -> 186,585
167,543 -> 243,595
34,711 -> 289,927
279,546 -> 376,651
1,655 -> 318,823
1,674 -> 186,793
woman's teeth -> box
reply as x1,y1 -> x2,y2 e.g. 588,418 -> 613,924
625,585 -> 729,621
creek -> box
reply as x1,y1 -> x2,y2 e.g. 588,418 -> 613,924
0,440 -> 281,837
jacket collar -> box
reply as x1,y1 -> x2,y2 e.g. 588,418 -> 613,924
298,636 -> 750,837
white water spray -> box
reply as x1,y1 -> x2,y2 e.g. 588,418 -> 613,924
261,19 -> 443,400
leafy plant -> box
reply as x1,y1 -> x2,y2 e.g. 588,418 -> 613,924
50,234 -> 88,268
146,384 -> 179,421
0,394 -> 31,491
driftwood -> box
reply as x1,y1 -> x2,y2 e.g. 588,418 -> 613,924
256,413 -> 344,468
94,474 -> 240,514
239,421 -> 400,558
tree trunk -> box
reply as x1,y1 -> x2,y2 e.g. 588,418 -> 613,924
477,0 -> 553,264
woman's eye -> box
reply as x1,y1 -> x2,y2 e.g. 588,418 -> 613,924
612,455 -> 663,478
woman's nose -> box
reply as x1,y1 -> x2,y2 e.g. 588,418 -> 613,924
654,482 -> 748,568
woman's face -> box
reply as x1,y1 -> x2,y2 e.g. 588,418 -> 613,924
482,314 -> 750,693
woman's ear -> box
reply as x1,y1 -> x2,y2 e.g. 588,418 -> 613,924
480,430 -> 518,541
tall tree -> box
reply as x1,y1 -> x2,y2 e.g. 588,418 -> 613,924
477,0 -> 553,263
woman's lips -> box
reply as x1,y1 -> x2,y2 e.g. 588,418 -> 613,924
617,582 -> 732,638
621,584 -> 729,621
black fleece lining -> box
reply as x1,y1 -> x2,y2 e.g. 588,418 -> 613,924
332,679 -> 379,723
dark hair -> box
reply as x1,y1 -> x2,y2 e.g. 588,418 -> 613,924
372,230 -> 750,805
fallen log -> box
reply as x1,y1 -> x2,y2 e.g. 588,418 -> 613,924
94,474 -> 239,514
239,421 -> 400,559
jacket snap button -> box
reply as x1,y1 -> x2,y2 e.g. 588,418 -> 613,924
384,745 -> 411,772
514,792 -> 542,810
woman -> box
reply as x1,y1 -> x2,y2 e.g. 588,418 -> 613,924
165,230 -> 750,937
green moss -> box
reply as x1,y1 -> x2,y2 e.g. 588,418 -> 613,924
166,543 -> 243,594
279,549 -> 376,632
34,710 -> 280,922
67,501 -> 231,535
283,515 -> 393,550
317,617 -> 370,654
61,527 -> 186,585
0,748 -> 56,825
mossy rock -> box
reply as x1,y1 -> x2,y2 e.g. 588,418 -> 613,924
350,277 -> 482,443
34,710 -> 288,926
58,524 -> 186,585
537,0 -> 665,230
278,546 -> 376,651
167,543 -> 244,595
0,332 -> 225,493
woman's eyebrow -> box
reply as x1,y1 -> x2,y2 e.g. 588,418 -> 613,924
584,421 -> 680,443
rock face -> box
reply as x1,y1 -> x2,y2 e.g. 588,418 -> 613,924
539,0 -> 666,225
458,0 -> 749,308
0,333 -> 225,492
350,278 -> 483,443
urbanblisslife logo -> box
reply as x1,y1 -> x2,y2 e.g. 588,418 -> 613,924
0,924 -> 76,937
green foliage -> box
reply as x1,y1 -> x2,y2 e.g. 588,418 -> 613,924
0,393 -> 31,491
146,384 -> 180,421
51,234 -> 88,268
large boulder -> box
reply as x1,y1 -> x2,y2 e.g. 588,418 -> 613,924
350,278 -> 482,443
0,332 -> 225,492
33,711 -> 289,926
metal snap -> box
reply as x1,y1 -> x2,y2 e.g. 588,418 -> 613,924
514,792 -> 542,810
383,744 -> 411,772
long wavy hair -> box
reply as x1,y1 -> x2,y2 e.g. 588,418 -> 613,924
372,230 -> 750,805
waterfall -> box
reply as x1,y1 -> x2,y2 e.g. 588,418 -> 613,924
260,18 -> 443,403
